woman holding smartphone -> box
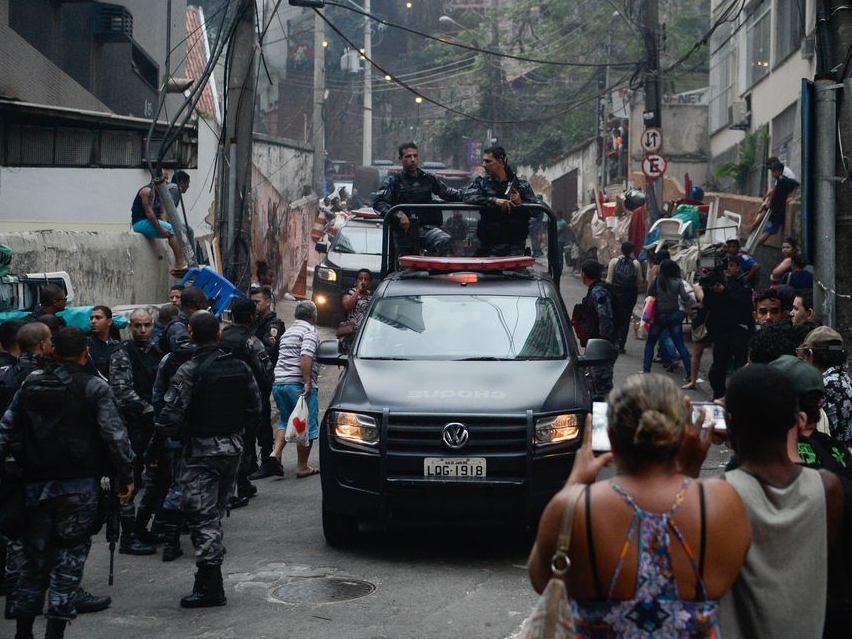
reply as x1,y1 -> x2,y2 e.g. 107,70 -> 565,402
528,374 -> 751,638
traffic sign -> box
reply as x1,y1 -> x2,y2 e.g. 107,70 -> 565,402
641,153 -> 668,179
641,128 -> 663,153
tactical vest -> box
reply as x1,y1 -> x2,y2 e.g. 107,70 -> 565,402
186,350 -> 251,438
220,326 -> 252,367
394,173 -> 442,226
0,357 -> 42,415
19,367 -> 109,481
121,340 -> 162,404
157,316 -> 186,355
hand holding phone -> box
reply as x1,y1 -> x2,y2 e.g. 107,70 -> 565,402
691,402 -> 727,432
591,401 -> 611,453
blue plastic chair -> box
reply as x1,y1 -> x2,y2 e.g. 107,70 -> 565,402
180,267 -> 245,317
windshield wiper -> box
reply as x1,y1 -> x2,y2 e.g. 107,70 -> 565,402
453,356 -> 512,361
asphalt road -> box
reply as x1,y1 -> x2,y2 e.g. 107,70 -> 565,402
0,268 -> 732,639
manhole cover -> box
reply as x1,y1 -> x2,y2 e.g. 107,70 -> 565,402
271,577 -> 375,604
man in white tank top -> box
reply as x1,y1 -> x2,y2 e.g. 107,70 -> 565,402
717,364 -> 843,639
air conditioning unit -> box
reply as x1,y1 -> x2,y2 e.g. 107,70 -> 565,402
802,36 -> 816,59
729,100 -> 750,131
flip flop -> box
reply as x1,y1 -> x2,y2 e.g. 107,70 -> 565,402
296,467 -> 320,479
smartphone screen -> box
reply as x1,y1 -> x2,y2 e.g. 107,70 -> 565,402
691,402 -> 727,432
591,401 -> 611,452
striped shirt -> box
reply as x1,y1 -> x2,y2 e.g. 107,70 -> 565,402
273,320 -> 320,386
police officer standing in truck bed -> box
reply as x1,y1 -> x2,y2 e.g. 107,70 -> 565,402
464,145 -> 539,256
373,141 -> 464,257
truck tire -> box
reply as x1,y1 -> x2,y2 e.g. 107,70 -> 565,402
322,504 -> 358,547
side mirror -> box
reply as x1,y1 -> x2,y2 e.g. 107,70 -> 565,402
577,338 -> 614,367
317,339 -> 348,367
315,242 -> 328,254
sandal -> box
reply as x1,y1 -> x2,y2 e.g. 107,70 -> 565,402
681,381 -> 697,390
296,467 -> 320,479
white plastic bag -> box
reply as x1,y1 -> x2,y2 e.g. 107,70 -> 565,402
284,396 -> 309,445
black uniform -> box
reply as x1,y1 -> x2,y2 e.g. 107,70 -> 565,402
463,171 -> 538,256
155,345 -> 261,607
0,362 -> 132,627
110,339 -> 163,551
220,325 -> 273,496
373,169 -> 463,257
87,335 -> 119,379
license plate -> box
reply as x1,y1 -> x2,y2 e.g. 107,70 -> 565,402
424,457 -> 486,478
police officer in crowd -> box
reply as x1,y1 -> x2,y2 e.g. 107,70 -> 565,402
220,299 -> 272,508
156,311 -> 261,608
577,260 -> 619,399
0,327 -> 134,639
373,142 -> 464,257
464,146 -> 539,256
87,306 -> 118,379
249,286 -> 285,479
146,293 -> 206,563
109,309 -> 162,554
23,285 -> 67,328
0,320 -> 23,371
157,287 -> 208,355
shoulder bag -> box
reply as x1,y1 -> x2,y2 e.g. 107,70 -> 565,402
521,483 -> 585,639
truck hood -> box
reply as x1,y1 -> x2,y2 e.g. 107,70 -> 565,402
325,251 -> 383,274
334,359 -> 583,415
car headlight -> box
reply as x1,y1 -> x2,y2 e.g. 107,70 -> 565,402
317,266 -> 338,282
331,412 -> 379,446
534,414 -> 580,445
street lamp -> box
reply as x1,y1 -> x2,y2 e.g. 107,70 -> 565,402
438,15 -> 464,30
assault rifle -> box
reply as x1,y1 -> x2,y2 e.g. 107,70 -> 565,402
105,477 -> 121,585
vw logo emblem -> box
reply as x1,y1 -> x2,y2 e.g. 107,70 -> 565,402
442,423 -> 469,449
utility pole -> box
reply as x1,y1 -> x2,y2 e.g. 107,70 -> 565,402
362,0 -> 372,166
219,0 -> 256,285
312,9 -> 326,195
487,0 -> 499,144
642,0 -> 662,219
826,0 -> 852,338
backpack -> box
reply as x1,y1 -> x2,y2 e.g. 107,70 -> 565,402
612,256 -> 638,294
572,282 -> 624,346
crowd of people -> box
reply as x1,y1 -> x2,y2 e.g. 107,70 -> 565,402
0,274 -> 325,638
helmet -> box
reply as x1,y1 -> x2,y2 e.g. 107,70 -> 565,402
690,185 -> 705,202
623,189 -> 646,211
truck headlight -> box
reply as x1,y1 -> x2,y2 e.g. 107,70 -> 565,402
331,412 -> 379,446
534,414 -> 580,445
317,266 -> 338,282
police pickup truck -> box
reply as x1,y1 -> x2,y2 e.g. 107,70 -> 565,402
315,204 -> 612,546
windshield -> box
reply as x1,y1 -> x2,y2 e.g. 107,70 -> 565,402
333,224 -> 383,255
357,295 -> 567,360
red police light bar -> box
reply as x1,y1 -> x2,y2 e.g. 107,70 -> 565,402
350,208 -> 381,219
398,256 -> 535,271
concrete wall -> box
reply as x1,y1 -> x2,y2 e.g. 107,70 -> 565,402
516,138 -> 597,209
252,133 -> 314,204
0,230 -> 172,306
0,119 -> 219,234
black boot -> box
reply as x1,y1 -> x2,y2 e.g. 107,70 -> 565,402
73,587 -> 111,614
44,618 -> 67,639
119,512 -> 156,556
161,510 -> 184,562
14,616 -> 34,639
248,457 -> 283,480
135,510 -> 165,546
179,565 -> 227,608
5,571 -> 18,619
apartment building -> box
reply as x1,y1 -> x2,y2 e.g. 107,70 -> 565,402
708,0 -> 814,194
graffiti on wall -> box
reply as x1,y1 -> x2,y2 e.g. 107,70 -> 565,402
251,165 -> 319,299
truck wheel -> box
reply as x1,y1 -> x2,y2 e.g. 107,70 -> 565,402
322,504 -> 358,547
